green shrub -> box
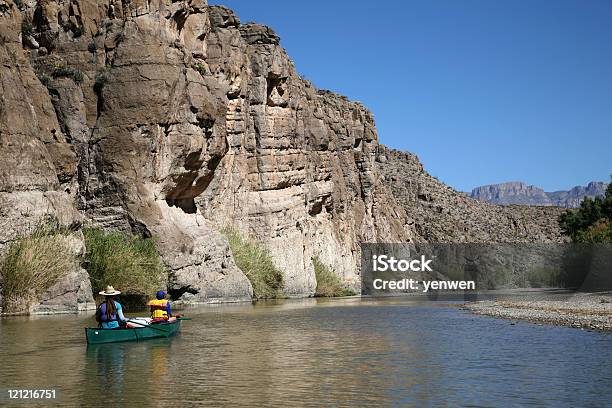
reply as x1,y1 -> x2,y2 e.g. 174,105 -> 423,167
194,63 -> 207,77
88,41 -> 97,54
222,227 -> 284,299
83,228 -> 166,299
52,64 -> 85,84
35,70 -> 52,88
94,69 -> 110,93
0,224 -> 75,313
559,180 -> 612,242
72,69 -> 84,83
313,256 -> 354,297
52,64 -> 72,77
574,218 -> 612,244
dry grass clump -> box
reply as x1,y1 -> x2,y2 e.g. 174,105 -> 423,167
0,224 -> 75,313
313,256 -> 355,297
222,227 -> 284,299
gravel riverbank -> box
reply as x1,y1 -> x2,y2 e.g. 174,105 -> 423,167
464,292 -> 612,331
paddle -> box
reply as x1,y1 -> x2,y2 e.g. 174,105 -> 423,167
177,317 -> 192,320
126,319 -> 171,334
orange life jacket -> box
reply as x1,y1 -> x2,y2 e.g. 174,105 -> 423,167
148,299 -> 168,319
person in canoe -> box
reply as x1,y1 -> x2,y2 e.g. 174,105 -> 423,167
95,286 -> 127,329
147,290 -> 176,323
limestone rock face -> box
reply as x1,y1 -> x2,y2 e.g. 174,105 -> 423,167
0,1 -> 80,243
152,202 -> 253,303
0,0 -> 567,308
192,7 -> 411,294
377,147 -> 565,243
0,1 -> 89,313
9,0 -> 410,299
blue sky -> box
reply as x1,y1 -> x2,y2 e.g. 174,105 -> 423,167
209,0 -> 612,192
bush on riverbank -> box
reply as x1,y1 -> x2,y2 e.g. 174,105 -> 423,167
313,256 -> 355,297
559,181 -> 612,243
222,227 -> 284,299
83,228 -> 166,300
0,223 -> 75,313
573,218 -> 612,243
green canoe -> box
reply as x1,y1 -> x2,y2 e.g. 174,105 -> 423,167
85,320 -> 181,344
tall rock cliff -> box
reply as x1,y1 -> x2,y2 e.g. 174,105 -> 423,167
471,181 -> 609,208
0,0 -> 564,307
0,0 -> 411,302
0,0 -> 95,313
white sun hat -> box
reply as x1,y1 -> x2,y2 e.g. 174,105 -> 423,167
99,285 -> 121,296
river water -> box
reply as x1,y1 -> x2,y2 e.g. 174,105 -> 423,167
0,297 -> 611,407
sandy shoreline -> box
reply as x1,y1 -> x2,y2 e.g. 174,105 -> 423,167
464,291 -> 612,331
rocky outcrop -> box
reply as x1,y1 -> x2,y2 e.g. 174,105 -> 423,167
377,147 -> 565,243
471,181 -> 608,208
0,0 -> 80,247
0,0 -> 567,309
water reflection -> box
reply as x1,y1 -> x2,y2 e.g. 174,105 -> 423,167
82,339 -> 173,406
85,344 -> 126,400
0,298 -> 610,407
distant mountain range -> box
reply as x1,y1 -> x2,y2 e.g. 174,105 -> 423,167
470,181 -> 609,208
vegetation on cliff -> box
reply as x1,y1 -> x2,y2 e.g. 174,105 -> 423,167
222,228 -> 284,299
313,257 -> 355,297
83,228 -> 166,299
559,181 -> 612,243
0,223 -> 75,312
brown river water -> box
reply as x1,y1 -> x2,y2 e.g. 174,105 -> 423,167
0,297 -> 611,407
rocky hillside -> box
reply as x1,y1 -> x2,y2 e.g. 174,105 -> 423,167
471,181 -> 608,208
377,148 -> 565,243
0,0 -> 565,310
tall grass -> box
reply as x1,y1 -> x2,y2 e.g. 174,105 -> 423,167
222,227 -> 284,299
0,225 -> 75,313
313,256 -> 355,297
83,228 -> 166,299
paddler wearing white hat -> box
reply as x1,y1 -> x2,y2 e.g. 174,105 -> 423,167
95,285 -> 127,329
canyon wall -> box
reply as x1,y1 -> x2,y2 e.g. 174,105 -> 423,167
0,0 -> 411,305
0,0 -> 564,310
